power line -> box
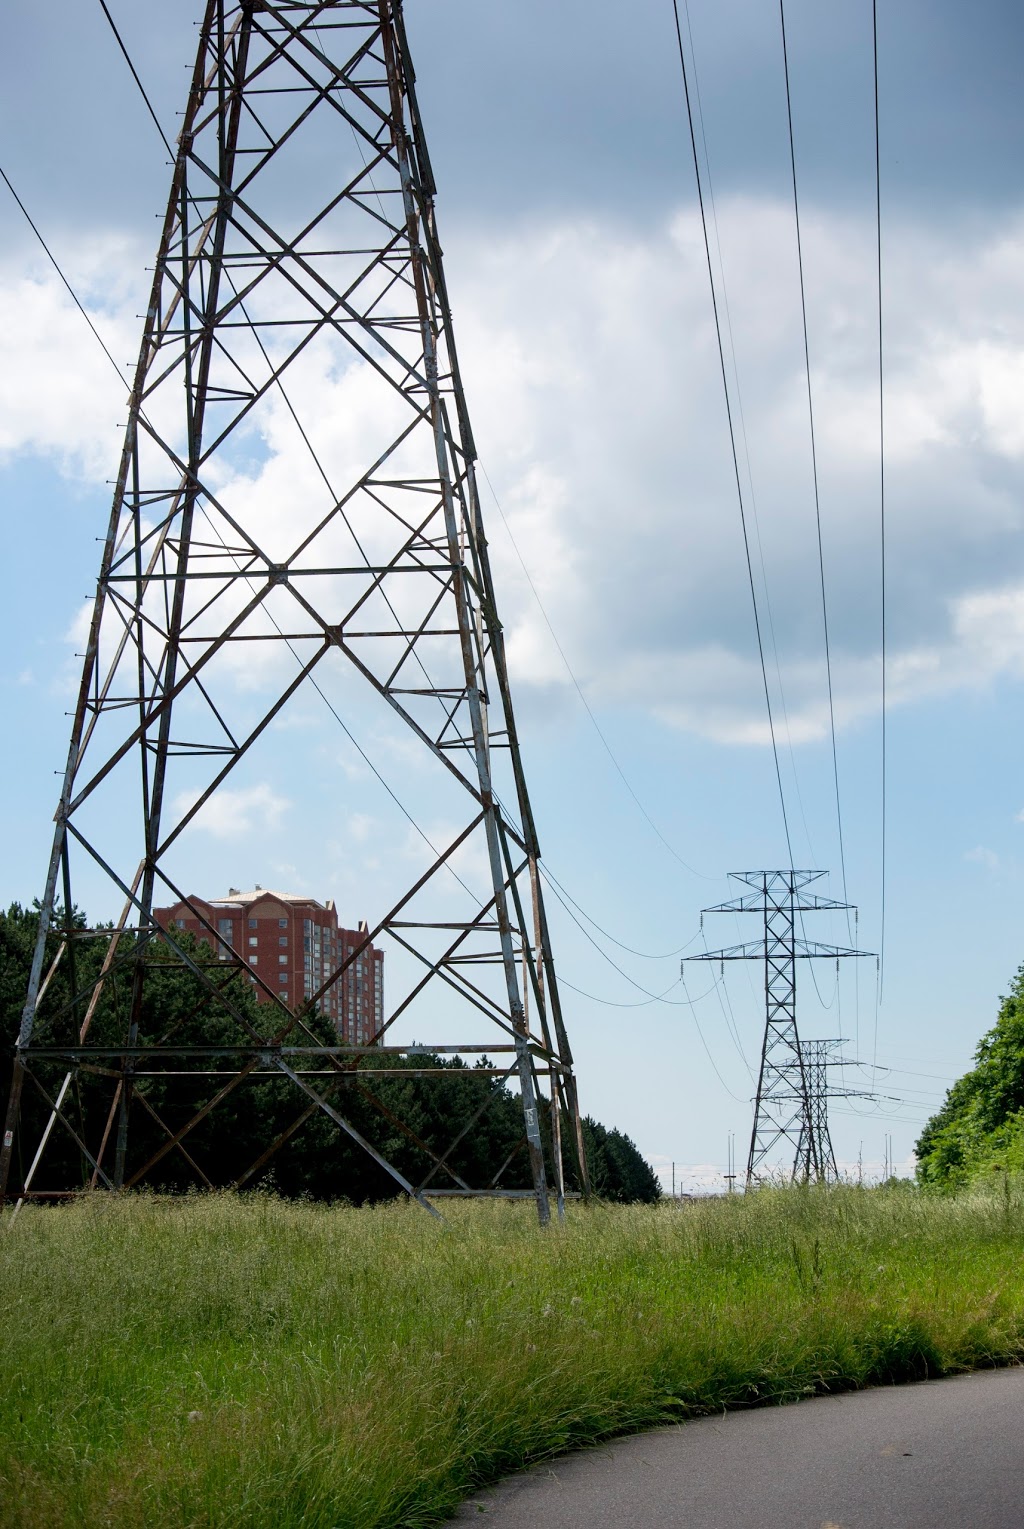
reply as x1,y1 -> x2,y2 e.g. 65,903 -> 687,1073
680,1 -> 817,875
700,927 -> 754,1079
777,0 -> 850,913
0,163 -> 126,389
540,861 -> 701,960
680,968 -> 750,1102
97,1 -> 176,159
873,0 -> 888,999
93,0 -> 872,1053
558,973 -> 715,1009
542,871 -> 714,1007
805,958 -> 839,1010
869,1063 -> 957,1083
669,0 -> 793,866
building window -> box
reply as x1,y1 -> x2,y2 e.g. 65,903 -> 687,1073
279,918 -> 288,928
279,990 -> 289,1000
248,918 -> 257,928
279,936 -> 287,947
249,956 -> 258,966
278,955 -> 287,965
249,936 -> 257,947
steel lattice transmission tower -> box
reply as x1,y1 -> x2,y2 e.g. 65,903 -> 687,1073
795,1038 -> 840,1183
795,1036 -> 878,1185
0,0 -> 587,1223
688,871 -> 871,1186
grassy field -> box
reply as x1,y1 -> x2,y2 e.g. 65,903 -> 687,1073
2,1183 -> 1024,1528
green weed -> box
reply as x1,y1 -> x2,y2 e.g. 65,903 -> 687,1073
1,1183 -> 1022,1527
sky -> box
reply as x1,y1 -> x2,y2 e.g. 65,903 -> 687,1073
2,0 -> 1023,1192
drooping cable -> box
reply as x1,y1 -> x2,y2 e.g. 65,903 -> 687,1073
700,928 -> 754,1079
0,164 -> 126,389
872,0 -> 888,1006
97,1 -> 176,159
682,1 -> 811,868
669,0 -> 793,866
778,0 -> 850,915
542,872 -> 715,1008
680,969 -> 750,1101
540,861 -> 702,960
557,973 -> 714,1009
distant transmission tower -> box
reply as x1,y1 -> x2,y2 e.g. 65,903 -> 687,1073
0,0 -> 586,1223
796,1037 -> 839,1182
796,1036 -> 879,1184
688,871 -> 871,1186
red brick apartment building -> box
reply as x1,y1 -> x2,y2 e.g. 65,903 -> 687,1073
154,887 -> 383,1043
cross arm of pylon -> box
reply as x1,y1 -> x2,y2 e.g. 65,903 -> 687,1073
686,939 -> 874,964
701,892 -> 857,914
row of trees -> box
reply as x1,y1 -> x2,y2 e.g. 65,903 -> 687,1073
915,961 -> 1024,1187
0,902 -> 660,1204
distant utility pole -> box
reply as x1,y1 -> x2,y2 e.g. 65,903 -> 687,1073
724,1129 -> 737,1193
687,871 -> 873,1187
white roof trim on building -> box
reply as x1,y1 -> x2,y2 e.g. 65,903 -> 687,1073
208,888 -> 326,910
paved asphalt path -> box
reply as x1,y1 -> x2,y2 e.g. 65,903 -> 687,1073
451,1368 -> 1024,1527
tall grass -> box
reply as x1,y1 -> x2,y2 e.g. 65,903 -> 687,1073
2,1184 -> 1023,1528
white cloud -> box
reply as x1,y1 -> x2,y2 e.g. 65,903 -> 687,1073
347,812 -> 375,844
444,199 -> 1024,742
171,782 -> 290,839
965,846 -> 999,872
0,238 -> 144,478
10,200 -> 1024,747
